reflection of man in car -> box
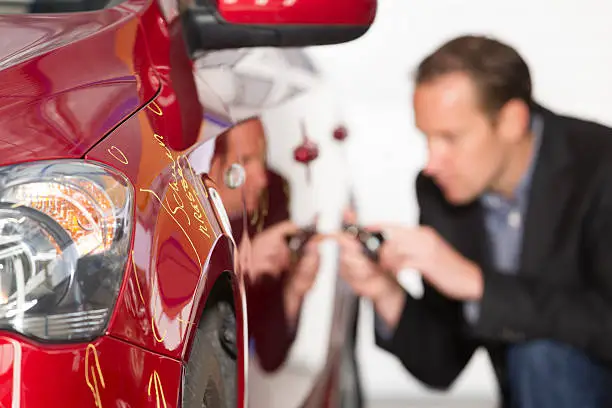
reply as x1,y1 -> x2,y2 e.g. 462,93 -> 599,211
209,118 -> 268,220
207,117 -> 320,371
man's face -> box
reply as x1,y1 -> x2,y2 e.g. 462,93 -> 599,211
212,118 -> 268,217
413,72 -> 513,205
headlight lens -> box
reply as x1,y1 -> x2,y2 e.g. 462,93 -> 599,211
0,161 -> 133,342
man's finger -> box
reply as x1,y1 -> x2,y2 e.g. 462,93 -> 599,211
335,232 -> 363,250
363,223 -> 395,232
344,252 -> 375,277
343,208 -> 357,224
302,239 -> 320,254
269,220 -> 301,236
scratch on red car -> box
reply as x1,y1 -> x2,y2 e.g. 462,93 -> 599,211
147,101 -> 163,116
129,252 -> 168,344
131,251 -> 147,306
140,187 -> 203,268
107,145 -> 129,165
147,370 -> 168,408
85,344 -> 105,408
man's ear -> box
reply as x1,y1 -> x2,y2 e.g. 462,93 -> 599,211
496,99 -> 530,143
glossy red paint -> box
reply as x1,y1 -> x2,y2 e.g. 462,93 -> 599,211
0,9 -> 156,164
85,98 -> 247,405
0,0 -> 377,406
0,0 -> 245,407
0,332 -> 182,407
136,0 -> 204,151
217,0 -> 377,26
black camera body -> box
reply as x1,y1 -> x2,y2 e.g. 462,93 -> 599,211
284,223 -> 386,263
342,223 -> 386,262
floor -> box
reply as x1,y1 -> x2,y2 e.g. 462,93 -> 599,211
248,360 -> 497,408
370,399 -> 495,408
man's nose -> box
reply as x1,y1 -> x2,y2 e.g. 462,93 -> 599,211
252,165 -> 268,190
424,150 -> 444,177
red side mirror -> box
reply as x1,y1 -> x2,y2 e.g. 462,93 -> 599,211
216,0 -> 377,26
183,0 -> 377,51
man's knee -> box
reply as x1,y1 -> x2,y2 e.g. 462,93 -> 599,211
507,340 -> 612,408
508,339 -> 574,378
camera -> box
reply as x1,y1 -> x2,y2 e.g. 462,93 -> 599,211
284,223 -> 386,263
342,223 -> 386,262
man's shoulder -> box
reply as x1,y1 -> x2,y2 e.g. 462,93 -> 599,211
551,108 -> 612,161
556,110 -> 612,138
541,107 -> 612,195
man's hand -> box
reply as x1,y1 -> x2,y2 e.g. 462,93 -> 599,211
248,220 -> 322,328
249,220 -> 299,281
337,232 -> 406,329
374,224 -> 483,301
284,239 -> 321,328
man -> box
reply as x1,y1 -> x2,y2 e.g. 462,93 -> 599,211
338,35 -> 612,407
208,117 -> 320,371
208,117 -> 270,221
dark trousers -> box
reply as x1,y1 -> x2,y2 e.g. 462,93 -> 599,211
507,340 -> 612,408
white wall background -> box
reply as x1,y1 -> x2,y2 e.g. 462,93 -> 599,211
305,0 -> 612,402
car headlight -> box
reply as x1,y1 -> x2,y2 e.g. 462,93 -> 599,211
0,160 -> 133,342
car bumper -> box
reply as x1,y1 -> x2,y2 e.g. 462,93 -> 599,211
0,332 -> 182,408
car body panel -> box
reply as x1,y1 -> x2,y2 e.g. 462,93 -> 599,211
0,0 -> 246,407
0,0 -> 370,405
0,332 -> 183,407
0,5 -> 157,163
86,107 -> 220,357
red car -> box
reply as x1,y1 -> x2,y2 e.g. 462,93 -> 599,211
0,0 -> 375,407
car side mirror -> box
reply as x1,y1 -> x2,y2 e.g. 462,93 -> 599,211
181,0 -> 377,52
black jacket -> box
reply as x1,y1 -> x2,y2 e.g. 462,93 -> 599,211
376,105 -> 612,406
